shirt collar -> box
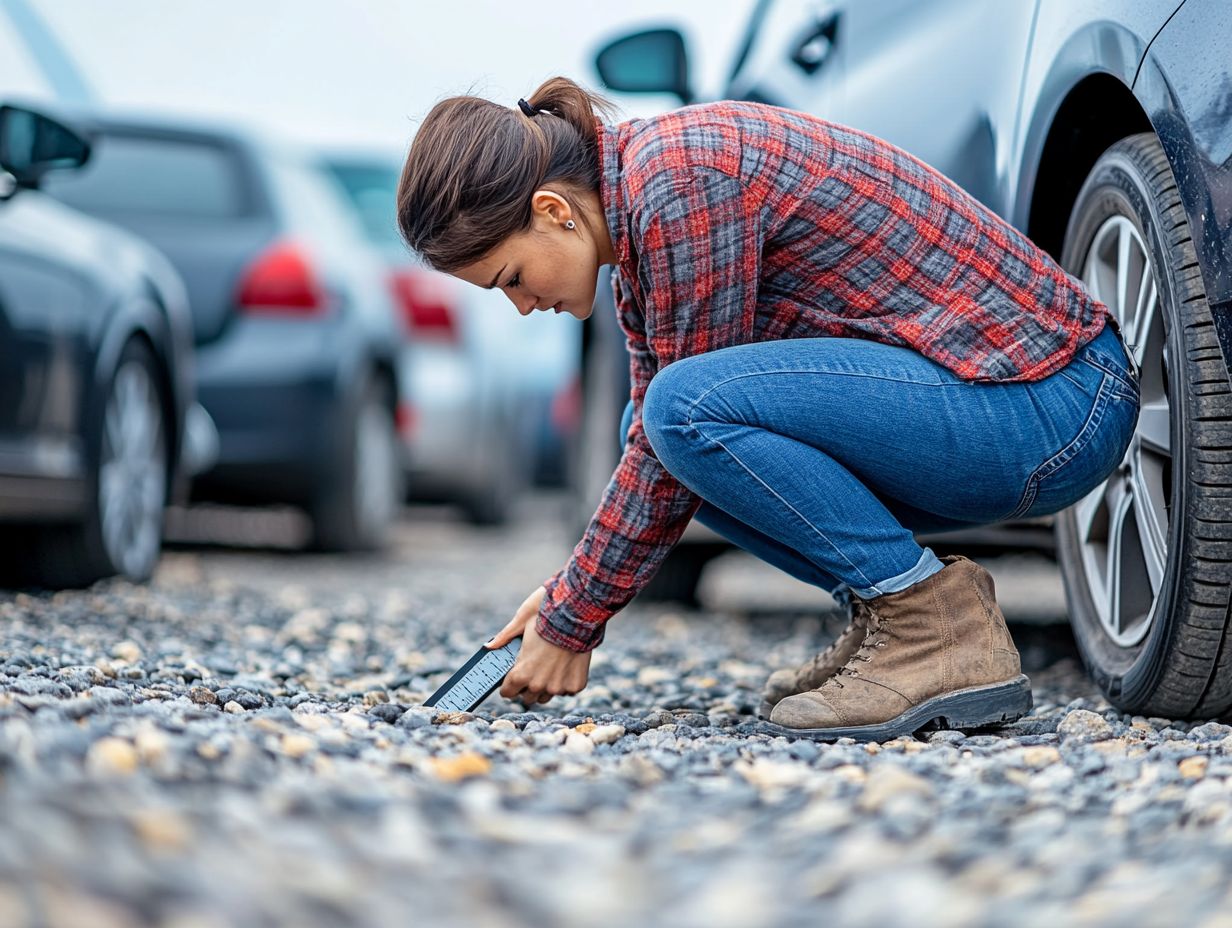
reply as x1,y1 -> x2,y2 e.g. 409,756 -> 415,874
596,121 -> 630,268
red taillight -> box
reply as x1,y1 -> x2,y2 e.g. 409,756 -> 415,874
236,241 -> 326,314
389,268 -> 459,342
551,373 -> 581,435
395,401 -> 417,439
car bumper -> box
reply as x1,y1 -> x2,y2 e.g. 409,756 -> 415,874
403,346 -> 488,496
0,436 -> 86,520
190,317 -> 346,504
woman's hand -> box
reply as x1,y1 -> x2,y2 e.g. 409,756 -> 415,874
487,585 -> 591,708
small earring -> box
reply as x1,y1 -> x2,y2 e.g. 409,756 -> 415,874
565,219 -> 576,230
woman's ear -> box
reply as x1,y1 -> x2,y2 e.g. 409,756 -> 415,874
530,188 -> 573,228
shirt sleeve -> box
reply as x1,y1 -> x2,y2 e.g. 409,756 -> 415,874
535,166 -> 762,652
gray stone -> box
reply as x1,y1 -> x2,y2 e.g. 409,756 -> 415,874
1057,709 -> 1113,742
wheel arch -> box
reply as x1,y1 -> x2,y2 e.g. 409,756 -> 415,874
1024,73 -> 1153,263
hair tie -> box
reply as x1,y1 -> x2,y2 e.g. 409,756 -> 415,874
517,98 -> 539,118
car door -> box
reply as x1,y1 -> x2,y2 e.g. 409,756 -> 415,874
0,192 -> 99,481
725,0 -> 843,118
727,0 -> 1038,217
828,0 -> 1037,215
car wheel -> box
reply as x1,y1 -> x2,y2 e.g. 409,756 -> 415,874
639,542 -> 730,607
462,415 -> 526,527
1056,131 -> 1232,717
309,374 -> 402,552
11,339 -> 169,588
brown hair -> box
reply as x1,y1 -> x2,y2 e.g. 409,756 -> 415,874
396,77 -> 615,272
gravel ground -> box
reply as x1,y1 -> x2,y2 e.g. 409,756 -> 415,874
2,496 -> 1232,928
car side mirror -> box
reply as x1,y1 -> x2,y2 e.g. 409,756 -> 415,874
594,27 -> 694,105
0,105 -> 91,191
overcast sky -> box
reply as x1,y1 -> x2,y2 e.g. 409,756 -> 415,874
38,1 -> 754,152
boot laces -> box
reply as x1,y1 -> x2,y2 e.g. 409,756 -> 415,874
800,598 -> 871,684
828,606 -> 889,688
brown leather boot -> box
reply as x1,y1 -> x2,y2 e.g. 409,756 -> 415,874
756,597 -> 872,720
763,555 -> 1032,742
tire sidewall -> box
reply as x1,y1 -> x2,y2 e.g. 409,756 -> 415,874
350,376 -> 400,548
1057,139 -> 1187,706
315,373 -> 400,551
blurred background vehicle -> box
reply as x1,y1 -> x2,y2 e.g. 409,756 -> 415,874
321,149 -> 581,525
40,116 -> 407,552
591,0 -> 1232,719
18,0 -> 745,553
0,103 -> 201,587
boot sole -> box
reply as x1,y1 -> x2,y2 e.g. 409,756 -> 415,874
756,674 -> 1033,742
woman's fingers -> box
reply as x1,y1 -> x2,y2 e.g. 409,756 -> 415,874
486,614 -> 527,650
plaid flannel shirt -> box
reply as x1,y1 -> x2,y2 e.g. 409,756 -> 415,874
534,101 -> 1110,653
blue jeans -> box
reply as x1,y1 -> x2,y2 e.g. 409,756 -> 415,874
620,320 -> 1140,606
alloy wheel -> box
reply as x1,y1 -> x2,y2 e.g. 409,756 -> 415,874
1074,216 -> 1170,647
99,359 -> 166,579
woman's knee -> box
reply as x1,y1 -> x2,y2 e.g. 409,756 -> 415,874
642,360 -> 699,463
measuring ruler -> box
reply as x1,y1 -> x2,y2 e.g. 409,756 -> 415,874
423,636 -> 522,712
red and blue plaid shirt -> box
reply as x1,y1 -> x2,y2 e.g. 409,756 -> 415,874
535,101 -> 1110,653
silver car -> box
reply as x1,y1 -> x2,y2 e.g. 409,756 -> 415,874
321,152 -> 579,525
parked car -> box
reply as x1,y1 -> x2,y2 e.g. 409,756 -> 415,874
592,0 -> 1232,719
0,104 -> 203,586
320,151 -> 580,524
41,117 -> 406,551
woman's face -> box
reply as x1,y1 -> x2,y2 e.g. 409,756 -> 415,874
451,190 -> 608,321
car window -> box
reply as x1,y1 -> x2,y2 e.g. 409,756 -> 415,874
262,152 -> 370,250
325,161 -> 402,250
42,134 -> 248,219
0,13 -> 55,100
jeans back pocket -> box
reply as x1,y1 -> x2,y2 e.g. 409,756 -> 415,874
1006,372 -> 1140,521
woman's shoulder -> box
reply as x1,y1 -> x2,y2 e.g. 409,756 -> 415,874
616,100 -> 833,185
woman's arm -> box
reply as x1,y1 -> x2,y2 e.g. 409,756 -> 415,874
536,165 -> 764,652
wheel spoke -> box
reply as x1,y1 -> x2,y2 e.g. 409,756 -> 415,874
100,461 -> 125,520
1129,461 -> 1167,592
1137,398 -> 1171,456
139,468 -> 164,514
1104,477 -> 1128,636
1128,492 -> 1163,601
1133,280 -> 1159,371
106,401 -> 124,456
1127,261 -> 1152,347
1073,480 -> 1105,545
1083,248 -> 1103,304
1116,220 -> 1132,319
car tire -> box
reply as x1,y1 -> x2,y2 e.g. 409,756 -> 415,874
1056,131 -> 1232,718
462,415 -> 526,527
639,541 -> 729,607
308,373 -> 402,552
3,338 -> 170,589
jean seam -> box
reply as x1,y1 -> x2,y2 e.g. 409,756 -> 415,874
683,417 -> 878,591
1056,367 -> 1088,390
683,367 -> 951,424
1079,352 -> 1138,397
1005,372 -> 1120,520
